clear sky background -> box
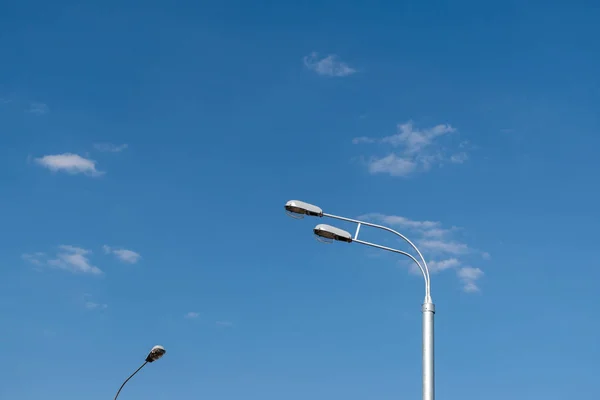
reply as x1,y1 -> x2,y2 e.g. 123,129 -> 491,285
1,1 -> 599,399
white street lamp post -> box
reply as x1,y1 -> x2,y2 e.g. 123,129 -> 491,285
286,200 -> 435,400
113,345 -> 166,400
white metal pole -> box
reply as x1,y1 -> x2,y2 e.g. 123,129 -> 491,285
422,302 -> 435,400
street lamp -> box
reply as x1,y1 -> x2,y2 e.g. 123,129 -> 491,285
314,224 -> 353,243
113,345 -> 166,400
285,200 -> 435,400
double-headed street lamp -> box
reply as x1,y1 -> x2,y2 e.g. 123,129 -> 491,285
113,345 -> 166,400
285,200 -> 436,400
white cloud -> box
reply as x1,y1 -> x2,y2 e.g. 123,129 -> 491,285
419,240 -> 469,255
28,102 -> 49,115
462,282 -> 480,292
103,245 -> 141,264
113,249 -> 141,263
367,154 -> 417,177
216,321 -> 234,327
94,143 -> 128,153
421,227 -> 454,238
85,301 -> 108,310
303,52 -> 356,77
47,245 -> 103,275
35,153 -> 103,176
457,267 -> 484,292
185,312 -> 200,319
429,258 -> 461,273
23,245 -> 143,275
380,122 -> 455,154
360,213 -> 439,230
481,251 -> 491,260
353,121 -> 468,177
457,266 -> 484,281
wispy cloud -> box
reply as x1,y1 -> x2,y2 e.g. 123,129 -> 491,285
82,293 -> 108,310
21,252 -> 46,266
429,258 -> 461,273
303,52 -> 356,77
185,312 -> 200,319
48,245 -> 103,275
94,143 -> 128,153
216,321 -> 234,327
367,154 -> 417,177
359,213 -> 488,292
103,245 -> 141,264
28,102 -> 49,115
450,152 -> 468,164
34,153 -> 104,176
419,240 -> 469,255
359,213 -> 439,230
408,257 -> 462,276
23,245 -> 104,275
457,267 -> 484,293
421,227 -> 456,238
379,122 -> 456,153
352,136 -> 376,144
353,121 -> 469,177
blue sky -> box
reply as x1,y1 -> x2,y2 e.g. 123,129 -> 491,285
1,1 -> 599,399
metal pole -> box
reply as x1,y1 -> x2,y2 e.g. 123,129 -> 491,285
422,302 -> 435,400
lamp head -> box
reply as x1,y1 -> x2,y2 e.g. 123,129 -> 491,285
145,345 -> 166,363
313,224 -> 353,243
285,200 -> 323,219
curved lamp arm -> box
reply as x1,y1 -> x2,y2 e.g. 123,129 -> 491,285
354,238 -> 427,294
324,213 -> 432,302
113,362 -> 147,400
